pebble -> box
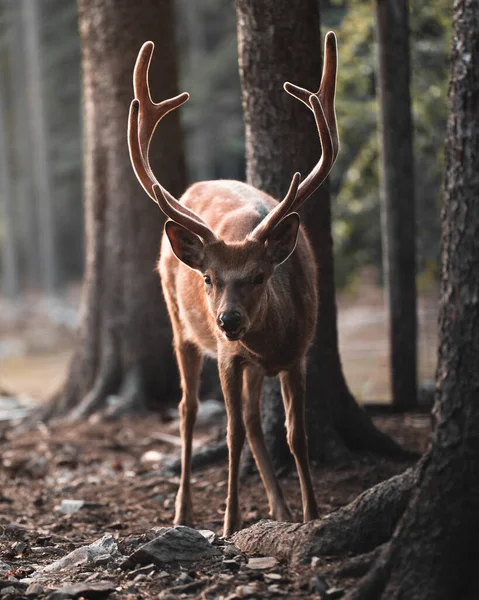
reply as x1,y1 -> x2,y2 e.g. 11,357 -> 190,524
246,556 -> 278,570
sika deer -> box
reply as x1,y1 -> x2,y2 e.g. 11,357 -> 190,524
128,32 -> 339,536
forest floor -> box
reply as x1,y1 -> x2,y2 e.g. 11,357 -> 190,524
0,410 -> 431,600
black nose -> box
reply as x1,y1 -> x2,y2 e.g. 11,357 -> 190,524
219,311 -> 242,332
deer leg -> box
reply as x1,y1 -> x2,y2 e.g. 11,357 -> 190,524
218,354 -> 245,537
173,340 -> 203,527
242,364 -> 292,522
280,361 -> 318,521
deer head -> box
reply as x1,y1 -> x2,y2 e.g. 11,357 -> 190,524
128,33 -> 339,341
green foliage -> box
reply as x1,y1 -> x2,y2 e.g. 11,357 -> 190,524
326,0 -> 451,288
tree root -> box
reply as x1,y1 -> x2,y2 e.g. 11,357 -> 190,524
231,466 -> 417,564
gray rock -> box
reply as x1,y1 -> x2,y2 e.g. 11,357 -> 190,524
246,556 -> 278,570
39,534 -> 121,573
46,581 -> 115,600
0,586 -> 18,597
222,559 -> 241,572
198,529 -> 217,544
121,526 -> 221,569
55,499 -> 105,515
196,399 -> 226,424
26,583 -> 44,597
0,561 -> 10,575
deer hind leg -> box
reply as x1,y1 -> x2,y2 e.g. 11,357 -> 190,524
242,363 -> 292,522
173,340 -> 203,527
280,361 -> 318,522
218,354 -> 245,537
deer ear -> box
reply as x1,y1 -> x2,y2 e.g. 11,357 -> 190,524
265,213 -> 300,267
165,221 -> 205,271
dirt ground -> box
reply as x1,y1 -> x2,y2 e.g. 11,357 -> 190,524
0,411 -> 431,599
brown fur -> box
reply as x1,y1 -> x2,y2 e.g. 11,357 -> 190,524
159,180 -> 319,535
128,33 -> 340,536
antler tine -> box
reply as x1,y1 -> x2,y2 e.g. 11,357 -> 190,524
249,172 -> 301,242
283,31 -> 339,209
128,43 -> 218,243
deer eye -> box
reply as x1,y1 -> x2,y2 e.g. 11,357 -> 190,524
253,273 -> 264,285
204,275 -> 212,286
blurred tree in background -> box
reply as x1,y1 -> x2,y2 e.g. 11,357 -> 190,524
0,0 -> 451,298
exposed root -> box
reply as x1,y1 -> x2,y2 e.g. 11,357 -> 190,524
232,466 -> 417,564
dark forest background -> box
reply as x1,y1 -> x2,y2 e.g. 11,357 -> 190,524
0,0 -> 451,295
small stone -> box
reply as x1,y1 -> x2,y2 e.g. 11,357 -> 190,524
55,499 -> 105,515
141,450 -> 164,464
223,544 -> 241,558
235,585 -> 255,598
326,587 -> 345,598
39,534 -> 121,573
26,583 -> 44,597
246,556 -> 278,570
264,573 -> 282,581
310,575 -> 329,595
175,572 -> 193,584
0,588 -> 17,597
311,556 -> 320,568
268,584 -> 282,594
222,559 -> 241,572
126,563 -> 156,580
198,529 -> 216,544
46,581 -> 115,600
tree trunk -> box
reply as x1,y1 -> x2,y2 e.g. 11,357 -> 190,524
347,2 -> 479,597
0,65 -> 19,301
375,0 -> 418,411
42,0 -> 186,420
21,0 -> 57,296
235,0 -> 407,466
7,0 -> 40,291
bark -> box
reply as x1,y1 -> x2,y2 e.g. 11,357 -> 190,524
346,2 -> 479,598
0,68 -> 19,301
40,0 -> 186,421
375,0 -> 418,411
8,1 -> 39,290
232,466 -> 417,564
21,0 -> 57,296
234,0 -> 407,466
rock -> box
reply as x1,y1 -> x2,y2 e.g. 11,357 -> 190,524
246,556 -> 278,570
55,499 -> 105,515
0,586 -> 17,597
310,575 -> 329,596
26,583 -> 44,597
140,450 -> 164,464
39,534 -> 121,573
121,526 -> 221,569
198,529 -> 217,544
223,544 -> 241,558
196,399 -> 226,424
326,587 -> 345,598
0,561 -> 10,575
126,563 -> 156,580
264,573 -> 282,581
46,581 -> 115,600
235,585 -> 256,598
222,559 -> 241,572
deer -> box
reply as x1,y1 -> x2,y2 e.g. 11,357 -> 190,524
128,32 -> 339,537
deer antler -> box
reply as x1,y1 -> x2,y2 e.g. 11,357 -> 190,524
250,32 -> 339,242
284,31 -> 339,210
128,42 -> 218,244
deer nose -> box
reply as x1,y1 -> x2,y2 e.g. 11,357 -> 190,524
218,311 -> 242,333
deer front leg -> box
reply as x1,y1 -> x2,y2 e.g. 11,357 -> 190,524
218,354 -> 245,537
242,363 -> 292,522
280,361 -> 318,522
173,341 -> 203,527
